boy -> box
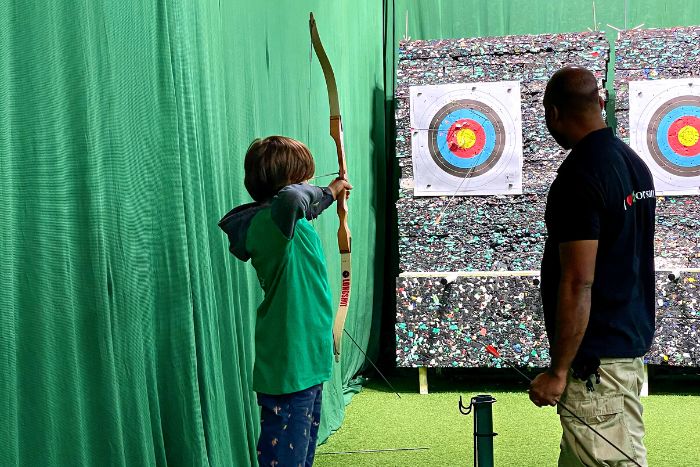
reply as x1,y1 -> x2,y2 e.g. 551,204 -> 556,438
219,136 -> 352,467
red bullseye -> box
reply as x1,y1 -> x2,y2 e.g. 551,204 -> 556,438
446,119 -> 486,158
667,115 -> 700,157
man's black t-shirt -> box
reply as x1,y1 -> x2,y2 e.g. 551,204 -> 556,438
540,127 -> 656,362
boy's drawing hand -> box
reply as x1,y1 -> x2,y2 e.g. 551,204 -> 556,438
328,178 -> 353,200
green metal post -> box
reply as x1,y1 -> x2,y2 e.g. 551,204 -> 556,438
473,394 -> 496,467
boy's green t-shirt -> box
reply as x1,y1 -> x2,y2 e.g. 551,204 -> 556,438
247,208 -> 334,395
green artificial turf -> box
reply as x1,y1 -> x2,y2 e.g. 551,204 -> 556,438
315,371 -> 700,467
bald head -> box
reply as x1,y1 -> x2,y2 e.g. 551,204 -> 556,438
544,66 -> 601,116
543,66 -> 606,149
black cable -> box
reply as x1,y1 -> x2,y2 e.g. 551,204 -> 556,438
344,329 -> 401,399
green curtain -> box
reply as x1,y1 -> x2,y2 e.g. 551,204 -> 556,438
0,1 -> 385,465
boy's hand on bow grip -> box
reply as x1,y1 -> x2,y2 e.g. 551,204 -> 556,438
328,178 -> 353,200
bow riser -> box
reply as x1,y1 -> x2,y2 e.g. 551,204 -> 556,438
331,117 -> 351,254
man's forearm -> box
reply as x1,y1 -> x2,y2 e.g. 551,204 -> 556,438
550,279 -> 592,378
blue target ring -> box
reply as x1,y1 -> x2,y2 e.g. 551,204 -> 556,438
655,105 -> 700,168
435,109 -> 496,169
428,99 -> 506,178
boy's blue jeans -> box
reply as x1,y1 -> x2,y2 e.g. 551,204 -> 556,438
257,384 -> 323,467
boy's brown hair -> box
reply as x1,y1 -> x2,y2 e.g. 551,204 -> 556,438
244,136 -> 315,202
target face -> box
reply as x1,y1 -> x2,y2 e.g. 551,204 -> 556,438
410,82 -> 522,196
629,79 -> 700,195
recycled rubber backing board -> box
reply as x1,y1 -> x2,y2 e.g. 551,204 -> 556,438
396,33 -> 610,273
396,32 -> 699,368
395,33 -> 610,368
608,27 -> 700,369
396,273 -> 700,368
615,28 -> 700,270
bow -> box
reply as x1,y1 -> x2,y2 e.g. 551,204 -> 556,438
309,13 -> 352,362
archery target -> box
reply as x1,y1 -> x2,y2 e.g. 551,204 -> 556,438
629,79 -> 700,195
409,82 -> 523,196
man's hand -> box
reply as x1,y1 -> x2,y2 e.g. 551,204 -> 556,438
529,370 -> 567,407
328,178 -> 352,200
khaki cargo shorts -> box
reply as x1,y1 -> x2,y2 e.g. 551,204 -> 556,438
557,357 -> 647,467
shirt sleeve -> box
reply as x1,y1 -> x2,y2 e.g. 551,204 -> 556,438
549,173 -> 604,243
305,188 -> 334,221
269,184 -> 328,239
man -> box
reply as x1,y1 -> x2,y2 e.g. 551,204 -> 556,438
529,66 -> 656,466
